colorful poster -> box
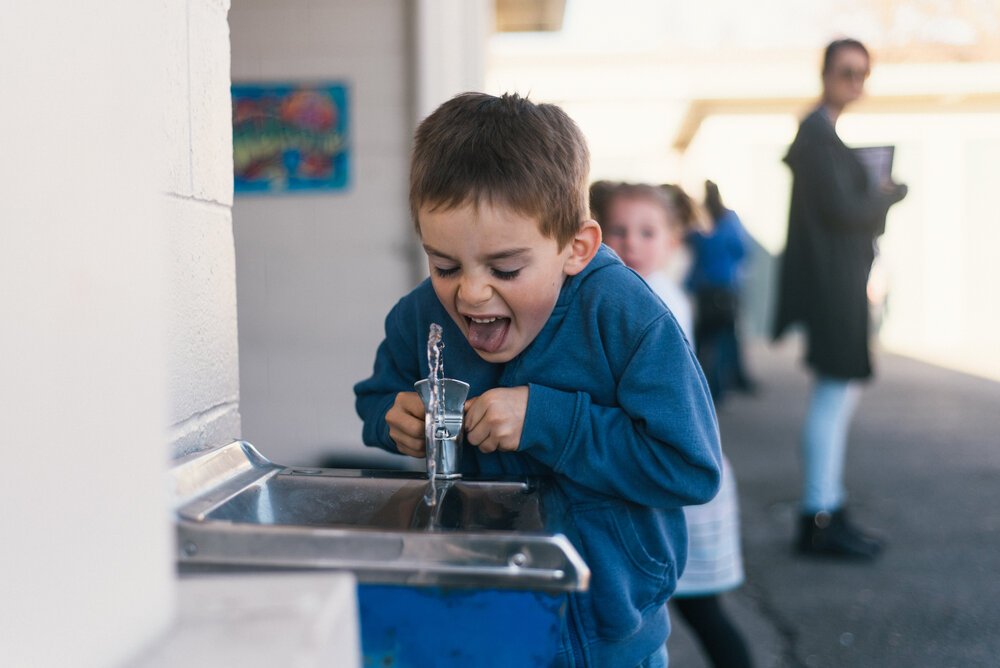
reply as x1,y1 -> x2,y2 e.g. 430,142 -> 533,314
232,83 -> 349,194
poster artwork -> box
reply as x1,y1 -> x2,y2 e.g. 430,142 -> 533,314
232,83 -> 349,194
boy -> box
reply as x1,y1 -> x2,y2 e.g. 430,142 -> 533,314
354,92 -> 721,668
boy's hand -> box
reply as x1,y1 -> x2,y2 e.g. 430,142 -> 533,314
386,392 -> 426,458
463,386 -> 528,454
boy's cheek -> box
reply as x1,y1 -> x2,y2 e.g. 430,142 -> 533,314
427,280 -> 452,314
429,275 -> 451,301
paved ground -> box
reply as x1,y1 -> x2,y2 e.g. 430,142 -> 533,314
667,338 -> 1000,668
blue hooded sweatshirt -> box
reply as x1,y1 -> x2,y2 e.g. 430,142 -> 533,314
354,245 -> 722,667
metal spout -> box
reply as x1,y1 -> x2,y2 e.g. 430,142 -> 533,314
414,378 -> 470,479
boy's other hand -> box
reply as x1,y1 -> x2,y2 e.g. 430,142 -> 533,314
386,391 -> 426,458
463,386 -> 528,454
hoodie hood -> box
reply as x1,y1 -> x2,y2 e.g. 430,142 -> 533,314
784,106 -> 838,171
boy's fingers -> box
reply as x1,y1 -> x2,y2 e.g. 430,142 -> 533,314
477,438 -> 499,454
398,391 -> 426,418
389,427 -> 425,457
466,420 -> 491,449
467,418 -> 513,453
471,427 -> 517,454
388,416 -> 424,441
463,397 -> 486,438
386,391 -> 429,458
465,395 -> 500,448
469,425 -> 498,453
464,388 -> 525,453
398,443 -> 425,458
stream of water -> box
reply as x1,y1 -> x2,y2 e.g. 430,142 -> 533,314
424,323 -> 445,507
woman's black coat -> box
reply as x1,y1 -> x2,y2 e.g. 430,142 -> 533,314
772,108 -> 902,380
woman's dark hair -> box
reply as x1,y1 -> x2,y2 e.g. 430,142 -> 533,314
822,38 -> 870,75
704,180 -> 725,223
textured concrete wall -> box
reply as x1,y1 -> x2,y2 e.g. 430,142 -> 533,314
165,0 -> 242,458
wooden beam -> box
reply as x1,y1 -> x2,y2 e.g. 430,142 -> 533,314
494,0 -> 566,32
673,92 -> 1000,151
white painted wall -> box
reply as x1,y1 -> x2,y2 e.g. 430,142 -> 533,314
0,1 -> 239,665
841,113 -> 1000,382
230,0 -> 488,467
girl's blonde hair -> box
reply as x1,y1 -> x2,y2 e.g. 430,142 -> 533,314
589,181 -> 709,234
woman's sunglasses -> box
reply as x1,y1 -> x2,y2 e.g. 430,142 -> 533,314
835,67 -> 870,82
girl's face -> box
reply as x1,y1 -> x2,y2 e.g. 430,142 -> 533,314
602,195 -> 678,278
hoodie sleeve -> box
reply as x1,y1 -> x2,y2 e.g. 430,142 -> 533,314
354,302 -> 420,454
518,312 -> 722,509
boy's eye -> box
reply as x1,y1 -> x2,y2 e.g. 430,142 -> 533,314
434,266 -> 459,278
491,267 -> 521,281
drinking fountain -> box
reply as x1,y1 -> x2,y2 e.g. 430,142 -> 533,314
414,377 -> 469,479
168,326 -> 589,666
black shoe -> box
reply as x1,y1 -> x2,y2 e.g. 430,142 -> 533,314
796,508 -> 883,561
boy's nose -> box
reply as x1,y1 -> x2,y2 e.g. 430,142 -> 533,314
458,273 -> 492,306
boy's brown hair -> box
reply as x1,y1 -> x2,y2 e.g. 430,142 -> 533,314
410,92 -> 591,249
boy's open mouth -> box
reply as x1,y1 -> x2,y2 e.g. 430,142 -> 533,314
465,315 -> 510,354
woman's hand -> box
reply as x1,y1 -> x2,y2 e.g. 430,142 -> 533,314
882,181 -> 908,204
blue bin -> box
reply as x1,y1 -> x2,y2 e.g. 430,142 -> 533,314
359,585 -> 566,667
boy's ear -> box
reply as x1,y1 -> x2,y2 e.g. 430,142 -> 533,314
563,219 -> 602,276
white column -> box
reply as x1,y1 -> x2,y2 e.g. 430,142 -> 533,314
413,0 -> 492,121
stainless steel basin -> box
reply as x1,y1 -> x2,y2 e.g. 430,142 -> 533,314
170,442 -> 588,592
199,469 -> 543,532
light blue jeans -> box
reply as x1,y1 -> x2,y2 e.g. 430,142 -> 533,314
801,376 -> 861,513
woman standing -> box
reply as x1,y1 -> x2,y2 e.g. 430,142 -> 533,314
773,39 -> 907,560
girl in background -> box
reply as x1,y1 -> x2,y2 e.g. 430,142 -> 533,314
686,180 -> 756,403
593,181 -> 753,668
